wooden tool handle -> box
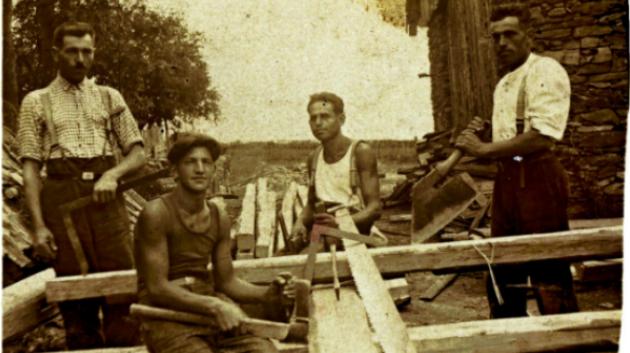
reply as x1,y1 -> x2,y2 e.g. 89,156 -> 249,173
60,168 -> 169,212
130,304 -> 290,340
433,149 -> 463,179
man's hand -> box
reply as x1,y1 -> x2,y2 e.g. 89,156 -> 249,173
288,222 -> 308,252
212,300 -> 247,332
455,131 -> 488,157
93,172 -> 119,203
265,272 -> 296,307
314,213 -> 341,248
32,226 -> 57,262
462,116 -> 487,134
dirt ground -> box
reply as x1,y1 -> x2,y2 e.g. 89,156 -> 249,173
4,141 -> 622,352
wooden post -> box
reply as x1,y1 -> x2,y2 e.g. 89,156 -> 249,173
255,178 -> 276,258
235,183 -> 256,259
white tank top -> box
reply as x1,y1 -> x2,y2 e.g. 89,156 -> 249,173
314,145 -> 361,206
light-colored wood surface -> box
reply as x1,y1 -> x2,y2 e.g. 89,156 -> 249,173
336,209 -> 416,353
255,178 -> 275,258
46,226 -> 622,301
308,287 -> 380,353
409,310 -> 621,353
41,342 -> 307,353
279,182 -> 297,252
3,269 -> 58,341
235,183 -> 256,251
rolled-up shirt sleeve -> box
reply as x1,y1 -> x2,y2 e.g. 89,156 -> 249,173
526,58 -> 571,141
17,92 -> 44,162
107,87 -> 144,154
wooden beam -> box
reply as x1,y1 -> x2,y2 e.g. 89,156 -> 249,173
336,209 -> 416,353
235,183 -> 256,255
255,178 -> 275,258
309,287 -> 380,353
442,218 -> 623,241
572,258 -> 622,282
409,310 -> 621,353
3,269 -> 58,341
419,273 -> 458,301
41,342 -> 306,353
46,226 -> 622,301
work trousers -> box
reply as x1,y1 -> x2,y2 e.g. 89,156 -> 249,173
488,152 -> 579,318
42,158 -> 140,349
139,280 -> 278,353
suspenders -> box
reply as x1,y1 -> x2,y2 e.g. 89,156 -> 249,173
40,86 -> 121,160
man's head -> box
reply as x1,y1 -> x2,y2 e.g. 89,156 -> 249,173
167,133 -> 222,193
307,92 -> 345,142
490,4 -> 532,72
52,21 -> 96,84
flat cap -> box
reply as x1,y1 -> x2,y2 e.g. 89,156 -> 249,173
167,132 -> 222,164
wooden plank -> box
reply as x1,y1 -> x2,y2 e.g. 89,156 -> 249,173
572,258 -> 622,282
46,226 -> 623,302
3,269 -> 58,341
42,342 -> 306,353
235,183 -> 256,253
419,273 -> 458,301
336,209 -> 416,353
278,182 -> 297,252
294,184 -> 308,214
409,310 -> 621,353
255,178 -> 275,258
308,288 -> 380,353
442,218 -> 624,241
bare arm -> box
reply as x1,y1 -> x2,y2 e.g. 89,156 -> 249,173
213,205 -> 278,304
351,142 -> 382,230
22,159 -> 45,231
456,129 -> 554,159
93,144 -> 146,203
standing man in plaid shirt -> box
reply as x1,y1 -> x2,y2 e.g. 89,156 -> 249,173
17,21 -> 146,349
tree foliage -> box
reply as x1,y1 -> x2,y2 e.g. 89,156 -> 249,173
13,0 -> 220,127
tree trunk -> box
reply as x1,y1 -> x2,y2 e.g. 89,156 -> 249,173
35,0 -> 57,87
3,0 -> 19,133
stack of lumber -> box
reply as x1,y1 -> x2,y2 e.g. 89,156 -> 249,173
234,179 -> 307,259
3,142 -> 35,271
123,189 -> 148,233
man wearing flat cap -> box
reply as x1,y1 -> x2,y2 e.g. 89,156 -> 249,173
134,132 -> 294,353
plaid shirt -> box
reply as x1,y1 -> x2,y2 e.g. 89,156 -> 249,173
17,75 -> 143,162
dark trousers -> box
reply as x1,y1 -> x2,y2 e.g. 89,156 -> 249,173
42,158 -> 140,349
139,281 -> 278,353
488,152 -> 578,318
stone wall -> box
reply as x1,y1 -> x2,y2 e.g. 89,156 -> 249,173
522,0 -> 628,217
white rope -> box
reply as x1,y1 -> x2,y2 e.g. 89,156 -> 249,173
472,241 -> 504,305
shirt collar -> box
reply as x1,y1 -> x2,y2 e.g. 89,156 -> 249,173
53,73 -> 91,92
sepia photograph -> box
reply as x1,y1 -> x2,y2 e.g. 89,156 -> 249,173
2,0 -> 627,352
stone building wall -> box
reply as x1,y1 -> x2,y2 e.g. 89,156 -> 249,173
521,0 -> 628,217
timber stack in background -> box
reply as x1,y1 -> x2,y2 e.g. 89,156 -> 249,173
404,0 -> 628,218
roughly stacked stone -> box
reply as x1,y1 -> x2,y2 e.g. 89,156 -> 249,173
524,0 -> 628,217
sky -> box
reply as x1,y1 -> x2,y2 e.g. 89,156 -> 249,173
150,0 -> 433,142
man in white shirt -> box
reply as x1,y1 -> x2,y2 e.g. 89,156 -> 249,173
455,4 -> 578,318
287,92 -> 382,253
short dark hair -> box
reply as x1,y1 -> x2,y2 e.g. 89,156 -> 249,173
490,3 -> 531,28
53,21 -> 96,48
167,132 -> 222,165
307,92 -> 344,114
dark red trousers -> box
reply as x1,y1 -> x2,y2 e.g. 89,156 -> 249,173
488,152 -> 578,318
42,158 -> 140,349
